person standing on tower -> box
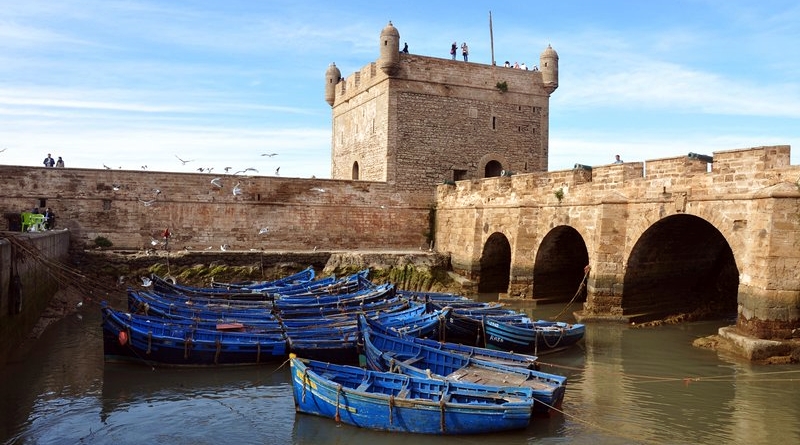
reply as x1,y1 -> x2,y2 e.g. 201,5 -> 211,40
450,42 -> 457,60
461,42 -> 469,62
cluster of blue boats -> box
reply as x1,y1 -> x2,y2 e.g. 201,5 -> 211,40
101,267 -> 585,435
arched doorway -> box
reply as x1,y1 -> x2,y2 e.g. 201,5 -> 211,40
623,214 -> 738,322
352,162 -> 360,180
478,232 -> 511,293
533,226 -> 590,303
484,160 -> 503,178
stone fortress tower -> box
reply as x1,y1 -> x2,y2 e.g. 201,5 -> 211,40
325,22 -> 559,193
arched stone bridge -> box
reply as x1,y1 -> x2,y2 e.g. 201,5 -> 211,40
435,145 -> 800,344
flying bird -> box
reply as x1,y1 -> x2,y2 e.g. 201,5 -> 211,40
232,182 -> 242,196
139,199 -> 156,207
233,167 -> 258,175
141,165 -> 148,170
103,164 -> 112,170
150,238 -> 159,246
258,227 -> 269,235
261,153 -> 278,157
112,184 -> 122,191
0,148 -> 6,153
224,167 -> 232,173
220,244 -> 230,251
175,155 -> 194,165
140,276 -> 152,287
275,167 -> 280,176
197,167 -> 205,172
310,187 -> 326,193
210,177 -> 223,188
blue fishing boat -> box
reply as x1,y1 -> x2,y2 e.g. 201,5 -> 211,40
360,315 -> 539,369
289,354 -> 534,434
483,318 -> 585,354
101,304 -> 288,366
209,266 -> 316,290
361,325 -> 566,416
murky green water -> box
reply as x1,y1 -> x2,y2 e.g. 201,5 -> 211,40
1,300 -> 798,445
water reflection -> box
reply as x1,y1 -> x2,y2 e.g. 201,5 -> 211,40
1,301 -> 799,445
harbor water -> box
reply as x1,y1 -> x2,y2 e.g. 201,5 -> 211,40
1,298 -> 798,445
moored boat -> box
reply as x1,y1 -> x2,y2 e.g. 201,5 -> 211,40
289,354 -> 535,434
361,324 -> 566,416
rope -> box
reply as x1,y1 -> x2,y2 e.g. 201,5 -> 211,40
184,337 -> 192,359
146,331 -> 152,354
552,264 -> 591,321
334,384 -> 342,423
214,338 -> 222,364
388,395 -> 395,425
439,398 -> 446,433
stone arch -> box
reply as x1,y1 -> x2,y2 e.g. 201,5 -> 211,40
623,214 -> 739,322
485,160 -> 503,178
533,225 -> 590,303
351,161 -> 360,180
478,232 -> 511,293
477,153 -> 509,179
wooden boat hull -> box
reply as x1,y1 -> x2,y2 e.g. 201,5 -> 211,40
361,326 -> 566,416
484,318 -> 585,354
290,355 -> 533,434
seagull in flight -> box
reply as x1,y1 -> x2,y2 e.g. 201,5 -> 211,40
210,177 -> 223,188
258,227 -> 269,235
141,165 -> 148,170
140,276 -> 153,287
275,167 -> 280,176
0,148 -> 6,153
261,153 -> 278,157
310,187 -> 326,193
103,164 -> 112,170
232,182 -> 242,196
233,167 -> 258,175
139,199 -> 156,207
112,184 -> 122,191
153,188 -> 161,195
220,244 -> 230,251
175,155 -> 194,165
224,167 -> 232,173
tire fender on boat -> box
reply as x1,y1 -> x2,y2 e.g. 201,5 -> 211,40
164,275 -> 176,285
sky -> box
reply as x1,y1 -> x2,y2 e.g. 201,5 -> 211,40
1,1 -> 799,178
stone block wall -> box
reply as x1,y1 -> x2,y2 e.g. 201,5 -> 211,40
330,53 -> 553,193
0,166 -> 434,251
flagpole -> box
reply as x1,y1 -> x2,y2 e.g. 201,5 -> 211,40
489,11 -> 495,66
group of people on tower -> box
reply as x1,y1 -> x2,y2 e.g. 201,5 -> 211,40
43,153 -> 64,168
450,42 -> 468,61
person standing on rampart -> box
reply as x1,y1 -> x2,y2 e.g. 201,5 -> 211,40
450,42 -> 457,60
56,156 -> 64,168
461,42 -> 469,61
43,153 -> 55,167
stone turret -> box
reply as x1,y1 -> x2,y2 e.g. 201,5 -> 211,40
540,44 -> 559,94
324,62 -> 341,106
378,21 -> 400,76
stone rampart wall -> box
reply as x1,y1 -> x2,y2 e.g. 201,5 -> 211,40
0,166 -> 434,251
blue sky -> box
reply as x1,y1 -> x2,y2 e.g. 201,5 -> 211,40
1,1 -> 799,178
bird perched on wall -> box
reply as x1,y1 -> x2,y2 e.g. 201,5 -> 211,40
175,155 -> 194,165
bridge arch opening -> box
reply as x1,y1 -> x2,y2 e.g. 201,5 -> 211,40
533,226 -> 590,303
623,214 -> 739,323
478,232 -> 511,293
